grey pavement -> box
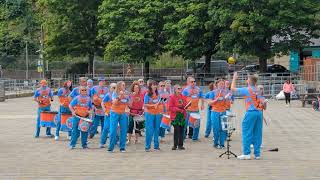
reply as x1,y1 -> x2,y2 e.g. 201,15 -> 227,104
0,97 -> 319,179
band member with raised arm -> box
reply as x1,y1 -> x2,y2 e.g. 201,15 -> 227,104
69,86 -> 93,149
182,77 -> 204,141
55,80 -> 72,140
33,79 -> 54,138
99,83 -> 116,148
108,81 -> 129,153
231,72 -> 266,160
144,80 -> 162,152
89,76 -> 109,138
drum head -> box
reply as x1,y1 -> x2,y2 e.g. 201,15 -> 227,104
190,113 -> 200,119
162,114 -> 170,119
133,115 -> 144,122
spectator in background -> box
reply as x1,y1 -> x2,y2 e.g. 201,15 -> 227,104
283,80 -> 295,107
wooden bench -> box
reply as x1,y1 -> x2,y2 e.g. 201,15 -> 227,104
299,93 -> 320,107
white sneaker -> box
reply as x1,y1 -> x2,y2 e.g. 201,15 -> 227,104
68,136 -> 71,140
54,136 -> 59,141
237,154 -> 251,160
255,156 -> 261,160
286,104 -> 289,107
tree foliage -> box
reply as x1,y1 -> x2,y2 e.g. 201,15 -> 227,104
209,0 -> 320,71
98,0 -> 169,78
37,0 -> 103,74
0,0 -> 39,68
164,0 -> 221,73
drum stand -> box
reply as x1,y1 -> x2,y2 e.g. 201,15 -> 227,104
219,128 -> 237,159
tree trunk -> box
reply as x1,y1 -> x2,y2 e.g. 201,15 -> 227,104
88,52 -> 94,77
144,58 -> 150,80
259,57 -> 267,73
204,53 -> 211,74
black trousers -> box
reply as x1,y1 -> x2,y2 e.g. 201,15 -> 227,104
284,92 -> 291,104
173,124 -> 184,148
185,126 -> 193,138
128,116 -> 143,134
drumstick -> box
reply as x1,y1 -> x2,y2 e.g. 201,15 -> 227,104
75,115 -> 93,123
184,101 -> 192,109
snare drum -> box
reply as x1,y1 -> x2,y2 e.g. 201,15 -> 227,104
78,117 -> 92,132
40,111 -> 58,127
221,114 -> 236,131
60,113 -> 72,132
160,114 -> 171,129
189,112 -> 201,128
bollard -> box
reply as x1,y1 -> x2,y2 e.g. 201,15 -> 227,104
0,81 -> 5,102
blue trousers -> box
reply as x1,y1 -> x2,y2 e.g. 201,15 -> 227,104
100,115 -> 110,145
145,112 -> 161,150
70,116 -> 88,148
90,115 -> 104,137
204,107 -> 212,137
108,111 -> 128,151
159,127 -> 165,138
35,106 -> 52,137
242,111 -> 263,156
211,111 -> 227,147
55,106 -> 71,137
184,111 -> 200,141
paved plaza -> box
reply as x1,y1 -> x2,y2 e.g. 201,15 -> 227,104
0,97 -> 319,179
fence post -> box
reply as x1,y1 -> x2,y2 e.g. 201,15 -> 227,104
271,84 -> 275,99
0,81 -> 5,102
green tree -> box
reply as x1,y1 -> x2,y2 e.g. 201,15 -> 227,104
164,0 -> 221,73
98,0 -> 169,79
37,0 -> 103,74
209,0 -> 320,72
0,0 -> 39,68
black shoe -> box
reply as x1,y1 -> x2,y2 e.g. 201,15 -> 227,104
178,146 -> 185,150
172,146 -> 177,150
204,135 -> 209,138
89,134 -> 94,139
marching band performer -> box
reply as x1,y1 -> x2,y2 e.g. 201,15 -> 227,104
108,81 -> 129,153
33,79 -> 54,138
231,72 -> 266,160
55,80 -> 72,140
99,83 -> 116,148
182,77 -> 204,141
127,81 -> 144,144
144,80 -> 162,151
87,79 -> 94,90
138,79 -> 148,95
69,86 -> 93,149
207,79 -> 228,149
169,84 -> 187,150
204,82 -> 216,138
69,77 -> 89,99
89,77 -> 109,138
158,81 -> 170,142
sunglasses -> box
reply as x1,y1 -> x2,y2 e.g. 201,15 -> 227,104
160,85 -> 165,87
177,87 -> 182,90
190,81 -> 195,83
81,90 -> 87,92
